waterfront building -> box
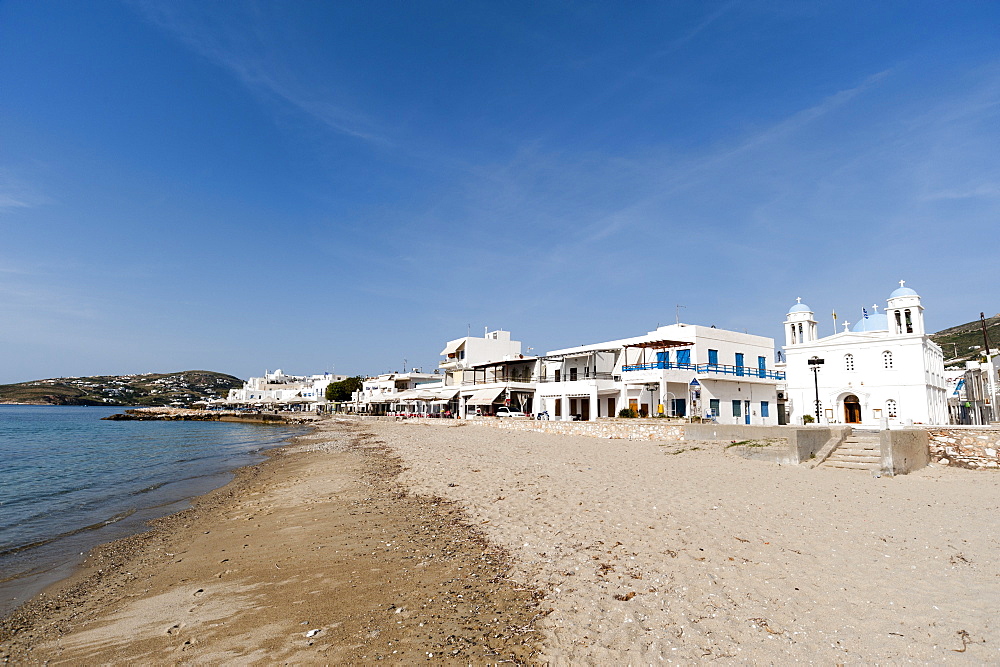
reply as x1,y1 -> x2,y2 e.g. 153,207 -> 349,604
354,371 -> 444,415
779,282 -> 948,426
536,324 -> 782,424
224,369 -> 346,411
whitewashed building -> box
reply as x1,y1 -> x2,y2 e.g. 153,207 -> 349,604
438,329 -> 536,417
355,371 -> 444,415
780,282 -> 948,426
948,358 -> 1000,425
537,324 -> 782,425
224,369 -> 346,411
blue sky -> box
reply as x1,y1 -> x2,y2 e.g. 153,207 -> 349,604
1,1 -> 998,383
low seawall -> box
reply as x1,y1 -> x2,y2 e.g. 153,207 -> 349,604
460,417 -> 686,441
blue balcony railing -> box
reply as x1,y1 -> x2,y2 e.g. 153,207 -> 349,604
621,361 -> 785,380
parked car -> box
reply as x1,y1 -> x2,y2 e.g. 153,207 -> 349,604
496,406 -> 525,418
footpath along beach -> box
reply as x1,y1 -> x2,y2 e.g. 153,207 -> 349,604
3,417 -> 1000,663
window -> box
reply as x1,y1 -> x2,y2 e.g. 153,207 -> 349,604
760,401 -> 769,418
569,368 -> 578,381
735,353 -> 745,376
790,325 -> 797,344
904,309 -> 913,333
708,349 -> 719,365
732,400 -> 742,417
709,398 -> 720,417
758,356 -> 767,377
676,349 -> 691,365
886,399 -> 897,418
845,353 -> 855,371
883,351 -> 893,369
894,310 -> 903,334
554,369 -> 561,382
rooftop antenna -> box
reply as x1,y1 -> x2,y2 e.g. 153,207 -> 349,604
403,358 -> 407,373
675,304 -> 686,325
467,323 -> 471,337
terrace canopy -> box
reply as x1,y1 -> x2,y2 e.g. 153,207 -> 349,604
466,386 -> 505,405
622,339 -> 692,365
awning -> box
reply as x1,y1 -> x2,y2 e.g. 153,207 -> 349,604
466,386 -> 505,406
434,387 -> 460,400
394,390 -> 419,401
440,340 -> 465,356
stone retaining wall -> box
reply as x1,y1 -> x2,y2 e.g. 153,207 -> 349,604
442,417 -> 686,441
926,427 -> 1000,469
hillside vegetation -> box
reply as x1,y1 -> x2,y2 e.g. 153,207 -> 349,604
0,371 -> 243,407
931,313 -> 1000,367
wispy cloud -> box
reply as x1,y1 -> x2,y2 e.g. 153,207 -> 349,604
0,170 -> 44,210
129,1 -> 389,146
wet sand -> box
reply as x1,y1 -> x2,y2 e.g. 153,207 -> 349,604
3,417 -> 1000,663
0,420 -> 543,664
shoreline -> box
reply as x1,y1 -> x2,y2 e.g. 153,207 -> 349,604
0,419 -> 544,663
4,416 -> 999,662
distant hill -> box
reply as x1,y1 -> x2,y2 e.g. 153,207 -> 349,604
0,371 -> 243,407
931,314 -> 1000,367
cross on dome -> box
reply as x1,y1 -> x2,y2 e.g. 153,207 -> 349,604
842,321 -> 850,331
872,304 -> 879,312
899,279 -> 906,288
796,297 -> 802,303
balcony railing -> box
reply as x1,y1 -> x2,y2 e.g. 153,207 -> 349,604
621,361 -> 785,380
454,375 -> 535,385
536,372 -> 616,383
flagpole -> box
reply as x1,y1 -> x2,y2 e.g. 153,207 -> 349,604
832,310 -> 837,336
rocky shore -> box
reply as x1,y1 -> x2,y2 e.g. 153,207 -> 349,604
102,407 -> 322,425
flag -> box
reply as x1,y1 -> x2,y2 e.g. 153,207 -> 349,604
832,309 -> 837,320
863,307 -> 869,319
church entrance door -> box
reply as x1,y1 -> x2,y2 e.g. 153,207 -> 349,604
844,395 -> 862,423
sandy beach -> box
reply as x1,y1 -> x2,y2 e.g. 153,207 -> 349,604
3,417 -> 999,663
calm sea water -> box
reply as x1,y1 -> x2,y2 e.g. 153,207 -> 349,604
0,405 -> 304,616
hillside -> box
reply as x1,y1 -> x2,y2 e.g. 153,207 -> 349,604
931,313 -> 1000,367
0,371 -> 243,407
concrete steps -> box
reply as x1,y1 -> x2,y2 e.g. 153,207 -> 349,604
822,432 -> 881,471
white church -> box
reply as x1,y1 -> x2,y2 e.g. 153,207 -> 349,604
780,282 -> 948,427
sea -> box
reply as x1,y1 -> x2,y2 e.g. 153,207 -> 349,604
0,405 -> 305,617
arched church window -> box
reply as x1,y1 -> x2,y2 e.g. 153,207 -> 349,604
797,323 -> 804,341
845,353 -> 855,371
886,399 -> 898,418
790,324 -> 797,344
894,310 -> 903,334
883,350 -> 893,369
904,309 -> 913,333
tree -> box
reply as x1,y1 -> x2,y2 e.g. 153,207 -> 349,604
326,376 -> 363,402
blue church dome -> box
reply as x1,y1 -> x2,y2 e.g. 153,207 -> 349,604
890,286 -> 919,298
852,313 -> 889,332
788,299 -> 812,313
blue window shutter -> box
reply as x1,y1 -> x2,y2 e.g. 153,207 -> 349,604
708,349 -> 718,365
656,351 -> 668,364
761,401 -> 769,417
735,353 -> 744,376
676,349 -> 691,365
